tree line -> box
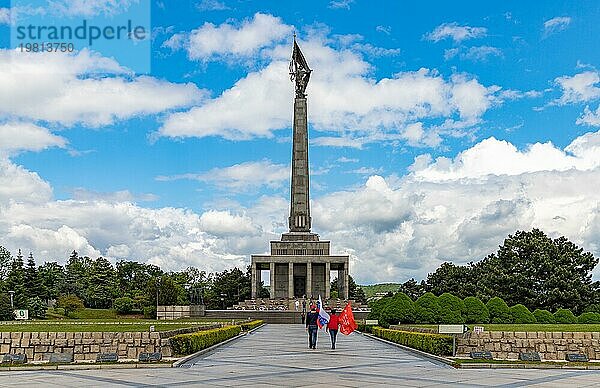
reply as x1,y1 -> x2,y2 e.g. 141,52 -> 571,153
393,229 -> 599,314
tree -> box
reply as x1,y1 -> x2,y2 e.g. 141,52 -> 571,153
24,252 -> 43,299
462,296 -> 489,323
398,278 -> 426,300
56,294 -> 84,317
437,293 -> 464,323
205,267 -> 250,309
414,292 -> 441,323
533,309 -> 556,323
0,293 -> 13,320
554,308 -> 577,323
367,296 -> 391,325
381,292 -> 415,324
0,246 -> 12,289
348,275 -> 367,304
86,257 -> 116,308
38,262 -> 64,302
27,297 -> 47,319
426,262 -> 478,299
113,297 -> 134,315
477,229 -> 598,313
486,297 -> 512,323
577,312 -> 600,324
5,249 -> 27,308
63,251 -> 90,301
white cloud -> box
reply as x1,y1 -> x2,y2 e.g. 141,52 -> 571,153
196,0 -> 229,11
0,7 -> 10,24
0,49 -> 205,127
168,13 -> 292,61
0,122 -> 67,153
463,46 -> 502,61
543,16 -> 571,37
376,25 -> 391,35
48,0 -> 136,17
425,22 -> 487,43
0,156 -> 53,205
554,71 -> 600,105
156,160 -> 289,191
71,188 -> 158,203
577,105 -> 600,127
199,210 -> 257,236
329,0 -> 354,10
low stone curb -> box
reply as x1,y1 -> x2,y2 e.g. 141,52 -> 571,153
0,362 -> 173,371
173,323 -> 266,367
361,332 -> 455,368
456,363 -> 600,370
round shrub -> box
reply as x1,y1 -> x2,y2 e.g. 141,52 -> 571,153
462,297 -> 489,323
583,304 -> 600,313
509,304 -> 536,324
381,292 -> 415,324
438,293 -> 464,324
113,297 -> 134,315
577,312 -> 600,324
368,297 -> 392,324
486,297 -> 512,323
414,292 -> 442,323
533,309 -> 556,324
554,308 -> 577,324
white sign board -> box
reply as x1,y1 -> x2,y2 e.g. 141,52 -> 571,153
474,326 -> 484,333
365,320 -> 378,325
14,309 -> 28,320
438,324 -> 466,334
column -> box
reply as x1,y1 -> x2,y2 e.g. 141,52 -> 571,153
343,262 -> 350,300
251,262 -> 257,299
306,261 -> 312,298
325,262 -> 331,300
288,262 -> 294,299
269,262 -> 275,299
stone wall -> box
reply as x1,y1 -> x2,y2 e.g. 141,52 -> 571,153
157,305 -> 205,320
457,331 -> 600,360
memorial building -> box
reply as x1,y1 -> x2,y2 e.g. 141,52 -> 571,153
250,38 -> 350,301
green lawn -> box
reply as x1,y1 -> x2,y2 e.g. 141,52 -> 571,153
0,323 -> 207,332
393,324 -> 600,332
360,283 -> 401,298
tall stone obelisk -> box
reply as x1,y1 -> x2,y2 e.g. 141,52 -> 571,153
288,38 -> 312,232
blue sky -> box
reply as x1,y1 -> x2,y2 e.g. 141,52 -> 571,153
0,1 -> 599,284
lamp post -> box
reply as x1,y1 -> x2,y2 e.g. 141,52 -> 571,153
220,293 -> 226,310
8,291 -> 14,309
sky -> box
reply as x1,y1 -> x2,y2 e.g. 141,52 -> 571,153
0,0 -> 600,284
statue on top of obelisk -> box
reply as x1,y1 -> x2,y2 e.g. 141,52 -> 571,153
287,36 -> 313,233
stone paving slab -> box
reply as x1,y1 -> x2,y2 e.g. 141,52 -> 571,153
1,324 -> 600,387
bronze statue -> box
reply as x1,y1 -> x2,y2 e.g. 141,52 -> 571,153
289,36 -> 312,98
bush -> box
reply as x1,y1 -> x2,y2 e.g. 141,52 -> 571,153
0,294 -> 13,321
414,293 -> 441,324
357,324 -> 374,333
368,297 -> 391,325
437,293 -> 464,324
486,297 -> 512,323
170,326 -> 242,355
56,295 -> 84,317
113,297 -> 134,315
554,308 -> 577,324
240,320 -> 264,331
462,297 -> 489,323
509,304 -> 536,324
533,309 -> 556,324
372,327 -> 453,356
27,297 -> 47,319
143,306 -> 156,319
584,304 -> 600,314
577,312 -> 600,324
381,292 -> 415,324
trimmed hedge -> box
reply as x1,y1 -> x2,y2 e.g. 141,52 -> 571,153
462,297 -> 489,323
372,327 -> 453,356
578,312 -> 600,324
533,309 -> 556,324
414,293 -> 441,324
554,308 -> 577,324
241,320 -> 264,331
381,292 -> 415,324
486,297 -> 512,324
509,304 -> 536,324
438,293 -> 464,324
170,325 -> 242,355
357,324 -> 374,333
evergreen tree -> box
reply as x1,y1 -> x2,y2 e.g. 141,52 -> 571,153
63,251 -> 89,301
86,257 -> 116,308
24,252 -> 43,299
398,278 -> 426,300
5,249 -> 27,308
38,262 -> 65,302
0,245 -> 12,290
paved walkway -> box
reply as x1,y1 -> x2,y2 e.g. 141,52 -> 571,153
1,325 -> 600,387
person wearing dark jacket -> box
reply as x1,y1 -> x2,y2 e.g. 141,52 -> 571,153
305,305 -> 319,349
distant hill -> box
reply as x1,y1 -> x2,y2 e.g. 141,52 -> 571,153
359,283 -> 401,298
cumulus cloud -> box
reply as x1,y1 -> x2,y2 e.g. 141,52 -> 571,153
48,0 -> 136,17
0,7 -> 10,24
164,13 -> 292,61
554,71 -> 600,105
329,0 -> 354,10
156,160 -> 289,191
71,188 -> 158,203
0,49 -> 205,127
543,16 -> 571,37
577,105 -> 600,127
425,22 -> 487,43
0,122 -> 67,153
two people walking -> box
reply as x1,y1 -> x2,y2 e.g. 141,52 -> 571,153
305,305 -> 340,350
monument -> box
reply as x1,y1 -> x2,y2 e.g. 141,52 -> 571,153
250,38 -> 350,300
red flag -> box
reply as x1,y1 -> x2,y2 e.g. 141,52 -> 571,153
339,302 -> 358,335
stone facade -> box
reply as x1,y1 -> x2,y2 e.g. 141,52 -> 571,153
457,331 -> 600,360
